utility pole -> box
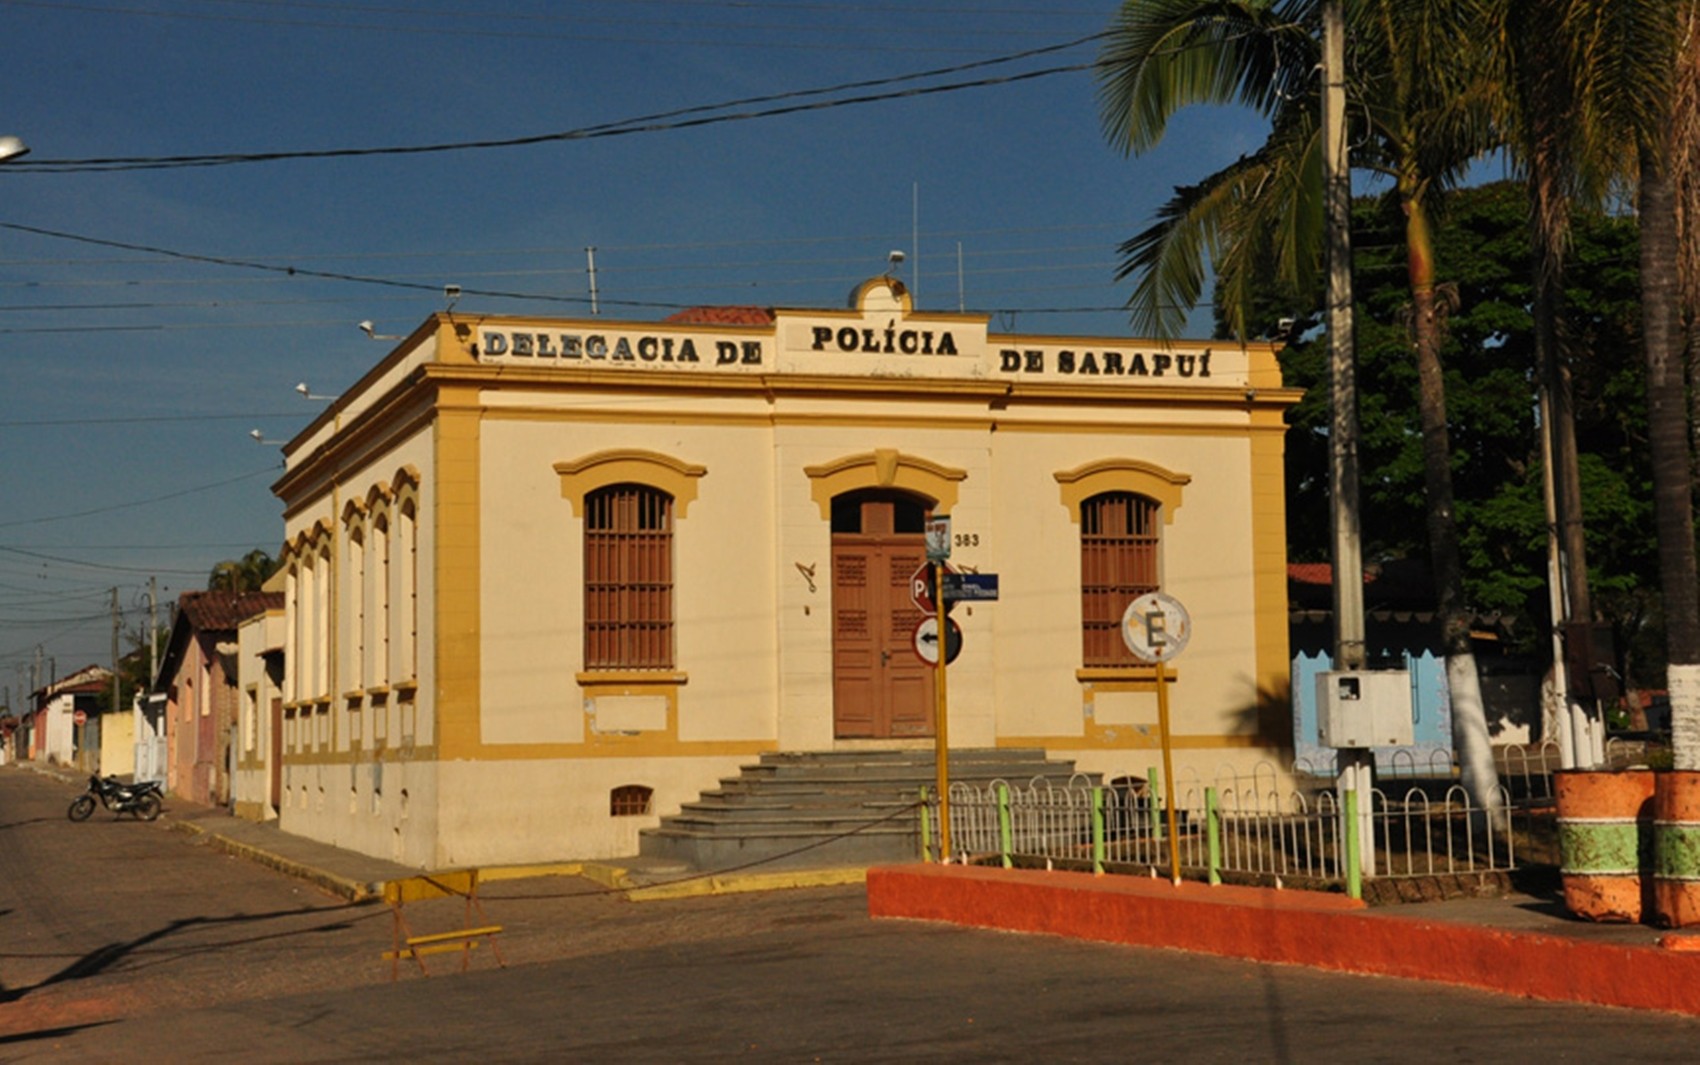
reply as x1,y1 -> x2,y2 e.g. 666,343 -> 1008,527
1323,0 -> 1372,872
148,576 -> 160,685
111,586 -> 121,710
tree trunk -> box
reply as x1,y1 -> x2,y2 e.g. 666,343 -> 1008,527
1535,249 -> 1600,762
1640,147 -> 1700,769
1403,182 -> 1500,808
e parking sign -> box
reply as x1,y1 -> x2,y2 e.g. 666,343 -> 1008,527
1121,592 -> 1191,664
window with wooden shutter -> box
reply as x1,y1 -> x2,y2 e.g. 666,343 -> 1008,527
585,484 -> 674,670
1080,491 -> 1159,667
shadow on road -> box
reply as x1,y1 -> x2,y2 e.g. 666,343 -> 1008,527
0,902 -> 382,1004
0,817 -> 61,831
0,1020 -> 119,1047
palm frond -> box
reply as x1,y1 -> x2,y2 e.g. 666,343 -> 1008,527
1097,0 -> 1317,155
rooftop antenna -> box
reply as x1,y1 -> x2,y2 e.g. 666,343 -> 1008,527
586,247 -> 600,316
912,182 -> 920,306
957,242 -> 965,313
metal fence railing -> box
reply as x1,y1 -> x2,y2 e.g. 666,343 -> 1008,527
1296,739 -> 1670,809
919,763 -> 1522,899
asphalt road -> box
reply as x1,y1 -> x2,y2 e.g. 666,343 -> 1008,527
5,765 -> 1700,1063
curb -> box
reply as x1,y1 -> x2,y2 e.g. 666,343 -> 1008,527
625,866 -> 867,902
867,863 -> 1700,1017
170,821 -> 382,904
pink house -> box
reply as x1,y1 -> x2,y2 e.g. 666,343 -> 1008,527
154,590 -> 283,807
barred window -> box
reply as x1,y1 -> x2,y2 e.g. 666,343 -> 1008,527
1081,491 -> 1160,667
610,784 -> 654,817
585,484 -> 674,670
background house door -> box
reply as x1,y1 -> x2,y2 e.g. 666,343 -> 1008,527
831,491 -> 934,739
269,696 -> 283,816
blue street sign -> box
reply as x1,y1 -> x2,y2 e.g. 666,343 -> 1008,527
943,573 -> 999,602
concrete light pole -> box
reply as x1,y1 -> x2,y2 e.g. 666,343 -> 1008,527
1322,0 -> 1373,872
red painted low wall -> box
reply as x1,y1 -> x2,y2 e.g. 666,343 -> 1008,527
866,864 -> 1700,1016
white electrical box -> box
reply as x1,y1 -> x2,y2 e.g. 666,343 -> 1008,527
1316,670 -> 1414,748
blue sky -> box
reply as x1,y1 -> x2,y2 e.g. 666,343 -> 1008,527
0,0 -> 1265,693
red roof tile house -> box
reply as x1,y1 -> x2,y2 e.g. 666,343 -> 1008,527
154,590 -> 284,807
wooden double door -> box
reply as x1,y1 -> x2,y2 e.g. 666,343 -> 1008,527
831,492 -> 935,739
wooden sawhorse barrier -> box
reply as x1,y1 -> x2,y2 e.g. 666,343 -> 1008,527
382,869 -> 506,980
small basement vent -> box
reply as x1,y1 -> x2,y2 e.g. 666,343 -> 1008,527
610,784 -> 654,817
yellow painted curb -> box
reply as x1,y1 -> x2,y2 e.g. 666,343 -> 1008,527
626,866 -> 866,902
478,862 -> 589,884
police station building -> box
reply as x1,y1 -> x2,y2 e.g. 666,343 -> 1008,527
267,276 -> 1299,868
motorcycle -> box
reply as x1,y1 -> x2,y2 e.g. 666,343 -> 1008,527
67,774 -> 163,822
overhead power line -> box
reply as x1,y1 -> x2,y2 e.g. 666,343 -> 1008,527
2,34 -> 1104,173
0,545 -> 213,577
0,465 -> 282,531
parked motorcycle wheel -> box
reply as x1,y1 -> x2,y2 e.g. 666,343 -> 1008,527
133,794 -> 162,822
68,795 -> 96,822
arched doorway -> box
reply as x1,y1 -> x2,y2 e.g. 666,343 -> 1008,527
830,489 -> 936,739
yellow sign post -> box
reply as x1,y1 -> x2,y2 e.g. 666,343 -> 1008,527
1121,592 -> 1192,886
933,559 -> 952,862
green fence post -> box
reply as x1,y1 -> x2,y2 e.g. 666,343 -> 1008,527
1206,786 -> 1222,886
1344,788 -> 1362,900
996,781 -> 1014,868
922,787 -> 936,863
1092,785 -> 1107,875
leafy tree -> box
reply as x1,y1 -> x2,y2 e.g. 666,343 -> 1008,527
1271,183 -> 1653,667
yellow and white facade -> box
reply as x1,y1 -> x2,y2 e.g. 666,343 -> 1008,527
271,277 -> 1299,868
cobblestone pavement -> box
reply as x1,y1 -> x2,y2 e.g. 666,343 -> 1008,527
7,763 -> 1700,1063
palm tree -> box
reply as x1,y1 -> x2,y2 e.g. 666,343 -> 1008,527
1522,0 -> 1700,767
1493,1 -> 1609,758
1097,0 -> 1505,807
1632,2 -> 1700,769
208,548 -> 279,593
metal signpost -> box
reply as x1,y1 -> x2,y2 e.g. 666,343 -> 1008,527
1121,592 -> 1192,885
925,518 -> 954,863
915,517 -> 1000,863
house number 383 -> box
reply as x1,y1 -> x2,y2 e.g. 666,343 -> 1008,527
953,533 -> 979,548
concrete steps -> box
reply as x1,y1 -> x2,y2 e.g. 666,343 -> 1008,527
638,748 -> 1094,872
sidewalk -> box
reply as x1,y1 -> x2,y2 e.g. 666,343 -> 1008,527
19,763 -> 865,904
162,799 -> 871,903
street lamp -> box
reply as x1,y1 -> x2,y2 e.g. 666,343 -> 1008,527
0,136 -> 27,163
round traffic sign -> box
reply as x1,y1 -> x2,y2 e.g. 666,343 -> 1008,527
1121,592 -> 1191,664
72,709 -> 88,726
912,616 -> 963,666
